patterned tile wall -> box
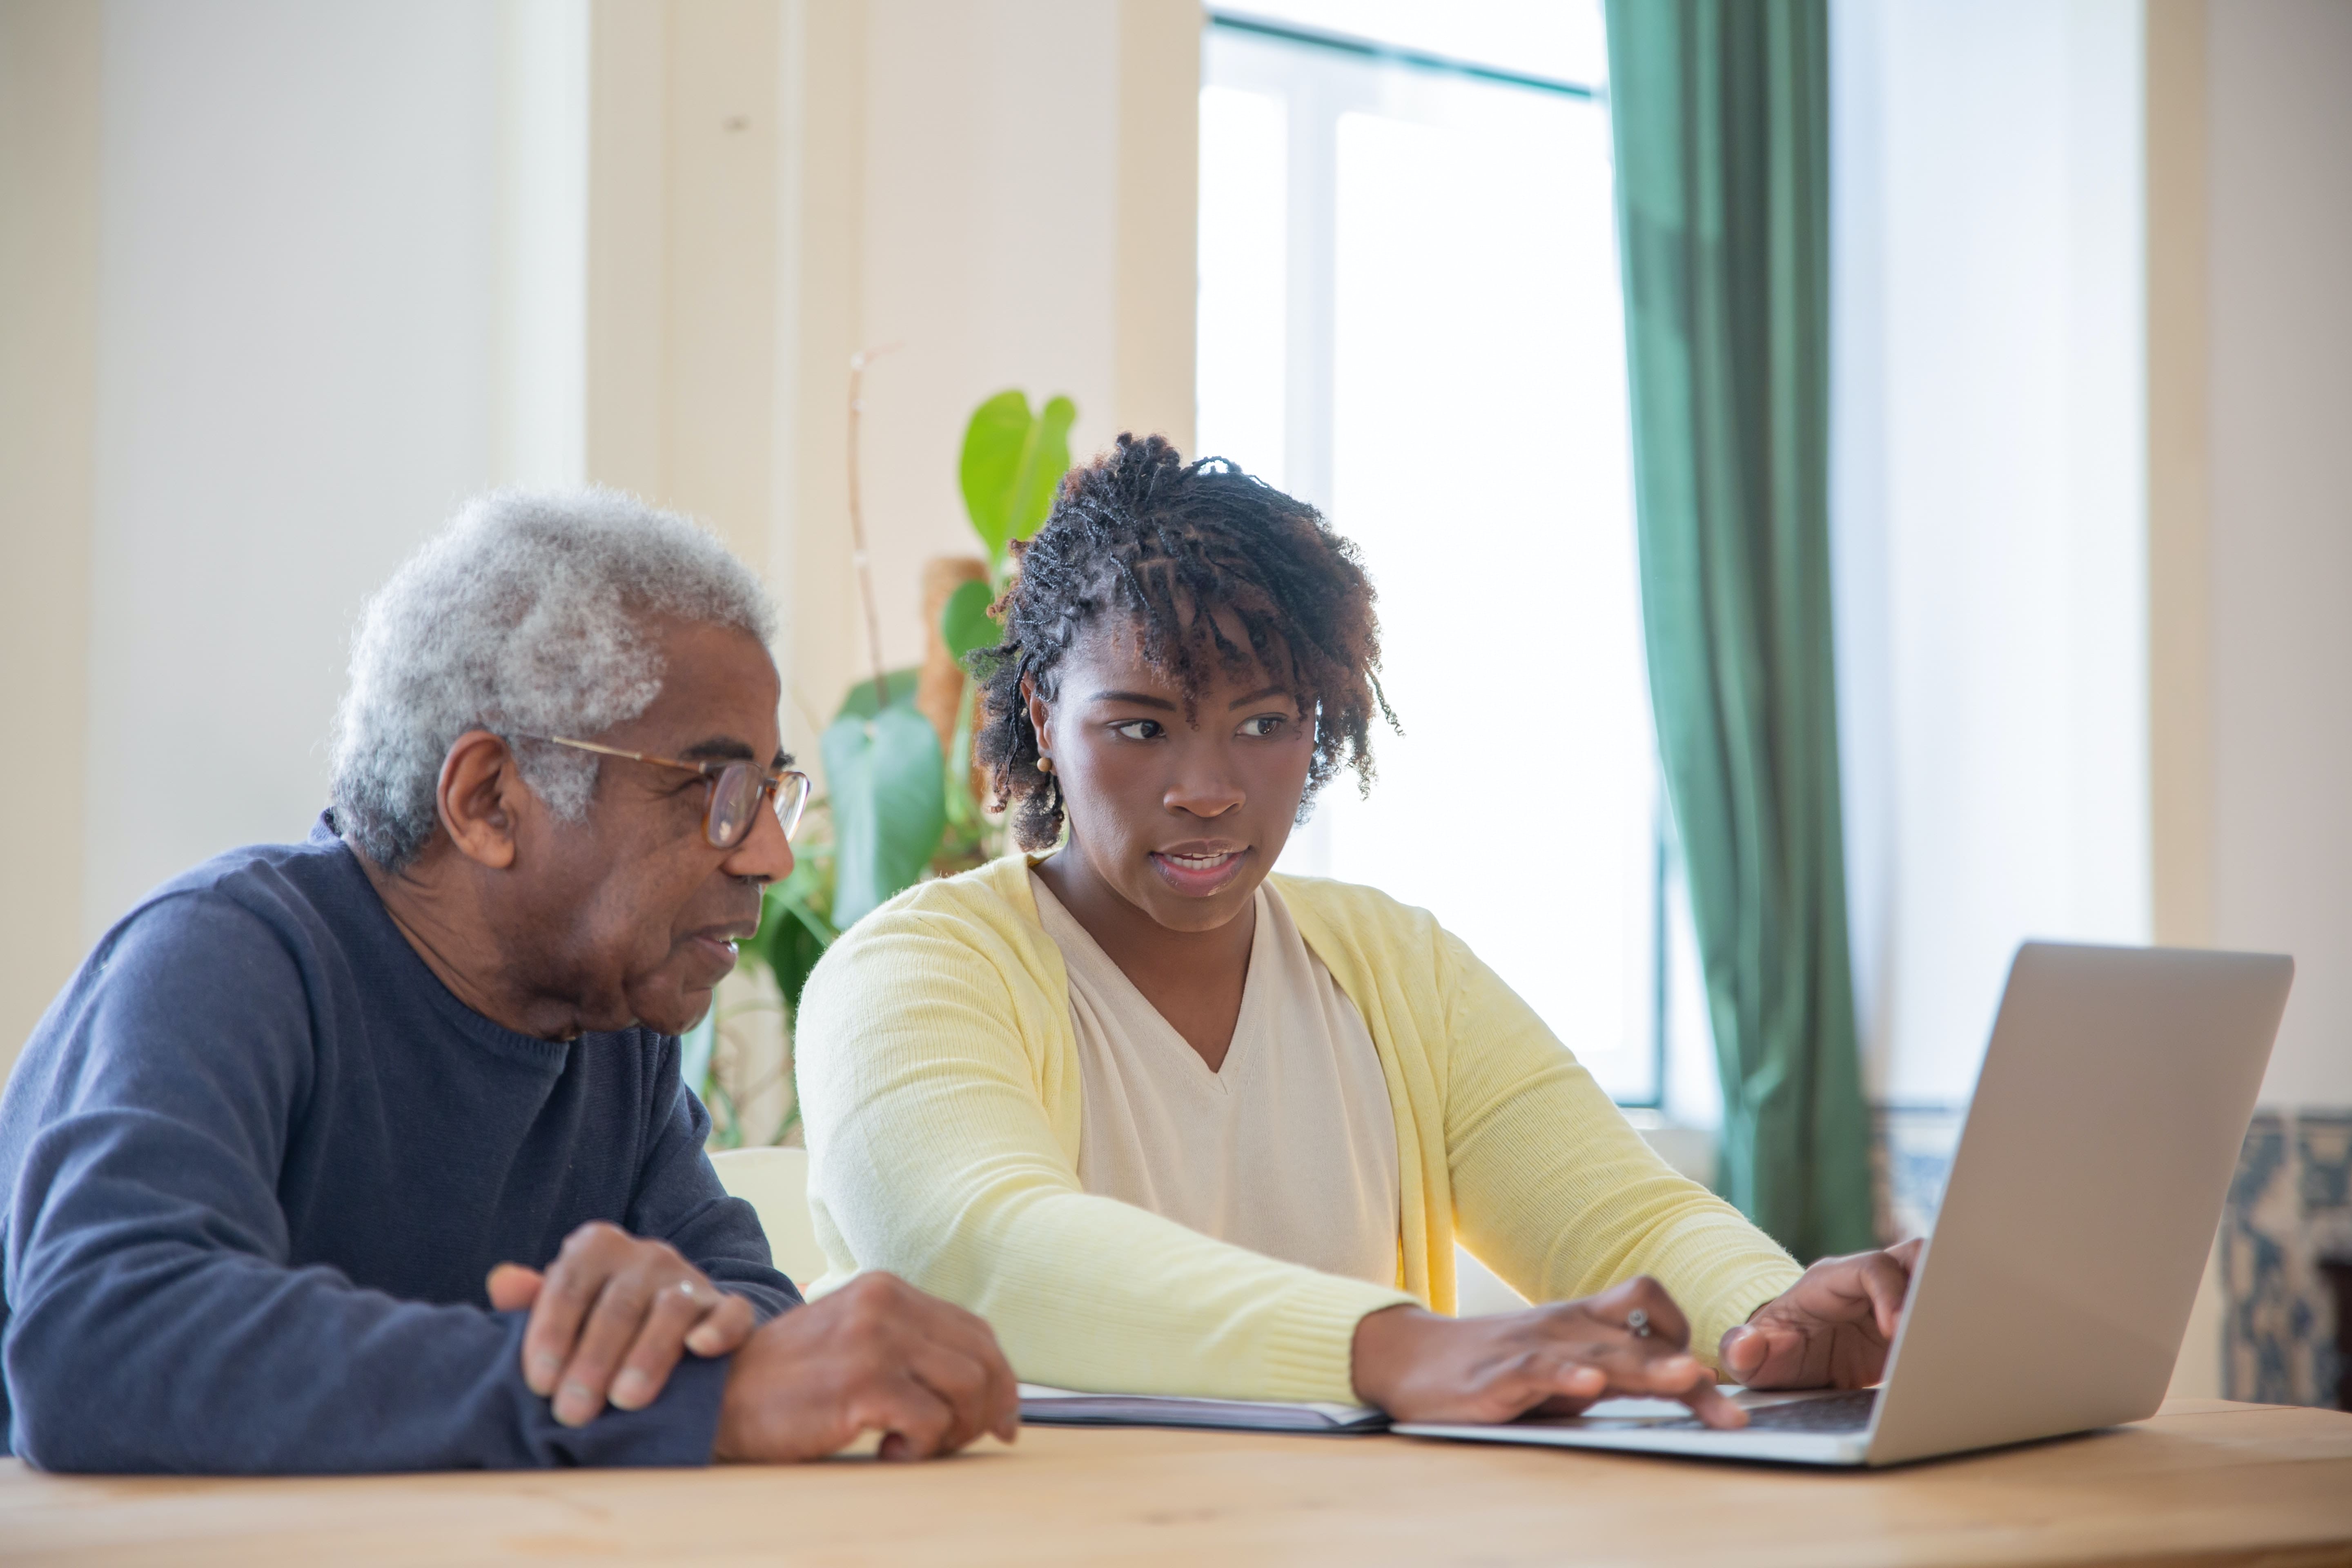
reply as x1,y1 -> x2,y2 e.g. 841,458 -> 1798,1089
2223,1110 -> 2352,1408
1871,1103 -> 1967,1245
1869,1102 -> 2352,1412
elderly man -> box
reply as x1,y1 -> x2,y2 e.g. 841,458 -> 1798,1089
0,491 -> 1016,1471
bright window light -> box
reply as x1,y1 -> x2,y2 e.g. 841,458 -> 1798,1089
1216,0 -> 1608,87
1199,7 -> 1715,1114
1196,87 -> 1290,488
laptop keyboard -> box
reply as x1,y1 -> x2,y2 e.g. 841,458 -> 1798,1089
1657,1388 -> 1880,1434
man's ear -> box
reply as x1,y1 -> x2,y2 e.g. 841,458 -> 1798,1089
435,730 -> 527,870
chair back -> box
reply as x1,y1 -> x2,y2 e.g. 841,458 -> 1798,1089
707,1146 -> 827,1288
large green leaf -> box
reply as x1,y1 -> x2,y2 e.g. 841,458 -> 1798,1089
679,1011 -> 716,1097
748,855 -> 838,1016
835,666 -> 919,722
757,870 -> 842,1020
959,392 -> 1032,562
958,390 -> 1078,564
1015,395 -> 1077,546
940,578 -> 999,664
822,702 -> 947,929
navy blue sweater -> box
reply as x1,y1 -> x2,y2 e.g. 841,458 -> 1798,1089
0,817 -> 801,1472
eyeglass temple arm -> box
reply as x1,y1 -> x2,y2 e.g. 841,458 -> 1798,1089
544,733 -> 800,786
542,735 -> 647,764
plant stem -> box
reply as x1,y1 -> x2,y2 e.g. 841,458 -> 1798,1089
846,345 -> 900,714
943,674 -> 978,836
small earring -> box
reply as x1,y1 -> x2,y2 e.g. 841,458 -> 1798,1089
1036,755 -> 1054,775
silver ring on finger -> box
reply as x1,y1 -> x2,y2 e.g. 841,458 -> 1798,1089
1626,1307 -> 1653,1339
676,1279 -> 710,1307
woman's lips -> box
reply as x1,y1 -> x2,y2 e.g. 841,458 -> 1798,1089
1149,847 -> 1250,897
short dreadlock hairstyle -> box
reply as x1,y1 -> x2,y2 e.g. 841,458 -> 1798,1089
975,432 -> 1393,850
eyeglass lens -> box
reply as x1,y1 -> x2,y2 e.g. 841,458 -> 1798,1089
704,764 -> 811,850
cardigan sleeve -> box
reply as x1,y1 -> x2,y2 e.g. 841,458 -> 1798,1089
793,897 -> 1411,1405
1435,926 -> 1804,1365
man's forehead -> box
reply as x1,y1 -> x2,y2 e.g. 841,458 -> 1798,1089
611,691 -> 784,768
630,620 -> 783,748
674,734 -> 792,768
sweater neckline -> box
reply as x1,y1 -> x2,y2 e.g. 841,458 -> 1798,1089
311,813 -> 586,1073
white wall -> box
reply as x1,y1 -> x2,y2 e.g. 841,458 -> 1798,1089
8,0 -> 1190,996
2206,0 -> 2352,1111
836,0 -> 1122,679
1831,0 -> 2151,1105
777,0 -> 1192,755
79,0 -> 519,940
0,0 -> 102,1067
497,0 -> 592,490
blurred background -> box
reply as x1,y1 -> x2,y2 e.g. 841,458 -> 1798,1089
2,0 -> 2347,1408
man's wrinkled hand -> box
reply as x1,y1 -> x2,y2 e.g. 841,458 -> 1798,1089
487,1220 -> 756,1426
711,1271 -> 1020,1463
1718,1236 -> 1926,1390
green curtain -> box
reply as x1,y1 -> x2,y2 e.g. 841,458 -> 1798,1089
1604,0 -> 1873,1261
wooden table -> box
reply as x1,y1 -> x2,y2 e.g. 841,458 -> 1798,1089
4,1400 -> 2350,1567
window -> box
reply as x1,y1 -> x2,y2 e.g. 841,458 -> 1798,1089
1197,4 -> 1717,1119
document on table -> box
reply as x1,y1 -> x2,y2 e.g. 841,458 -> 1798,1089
1013,1388 -> 1723,1435
1017,1383 -> 1389,1434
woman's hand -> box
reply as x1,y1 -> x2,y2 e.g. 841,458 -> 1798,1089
1350,1276 -> 1747,1429
1718,1237 -> 1925,1390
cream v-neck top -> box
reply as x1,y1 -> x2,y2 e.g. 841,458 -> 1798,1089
1028,871 -> 1401,1288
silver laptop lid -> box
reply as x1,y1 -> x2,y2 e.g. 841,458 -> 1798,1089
1866,942 -> 2292,1466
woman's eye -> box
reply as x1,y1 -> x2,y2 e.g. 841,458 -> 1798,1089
1239,715 -> 1287,738
1111,719 -> 1162,741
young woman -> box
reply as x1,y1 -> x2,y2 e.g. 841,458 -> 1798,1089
795,437 -> 1920,1425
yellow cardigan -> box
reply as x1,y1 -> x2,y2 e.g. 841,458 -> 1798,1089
794,854 -> 1802,1405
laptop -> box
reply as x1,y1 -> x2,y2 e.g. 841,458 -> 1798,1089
1396,940 -> 2294,1467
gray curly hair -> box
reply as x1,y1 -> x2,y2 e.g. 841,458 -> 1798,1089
330,488 -> 777,871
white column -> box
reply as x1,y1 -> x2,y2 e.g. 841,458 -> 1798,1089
496,0 -> 591,490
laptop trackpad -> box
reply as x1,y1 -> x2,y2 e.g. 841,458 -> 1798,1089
1526,1388 -> 1881,1433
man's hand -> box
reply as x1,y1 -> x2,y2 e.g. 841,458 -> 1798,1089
487,1221 -> 756,1426
1350,1276 -> 1748,1430
1718,1237 -> 1925,1390
711,1272 -> 1020,1462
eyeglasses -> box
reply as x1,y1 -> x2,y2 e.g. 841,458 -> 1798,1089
511,734 -> 811,850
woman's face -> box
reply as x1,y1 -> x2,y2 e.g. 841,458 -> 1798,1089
1029,610 -> 1316,934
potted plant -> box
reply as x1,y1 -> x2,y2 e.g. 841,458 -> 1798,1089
685,384 -> 1075,1147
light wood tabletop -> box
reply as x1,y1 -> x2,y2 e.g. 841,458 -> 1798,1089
3,1399 -> 2349,1567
